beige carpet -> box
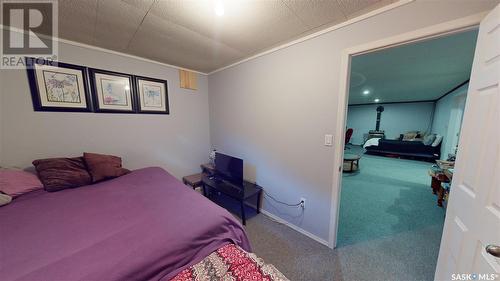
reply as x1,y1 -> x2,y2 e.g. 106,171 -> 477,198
243,214 -> 441,281
244,215 -> 336,280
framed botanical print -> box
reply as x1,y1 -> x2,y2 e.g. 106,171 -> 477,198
25,58 -> 92,112
135,76 -> 169,114
89,69 -> 136,113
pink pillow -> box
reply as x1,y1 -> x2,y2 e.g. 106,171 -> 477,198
0,170 -> 43,198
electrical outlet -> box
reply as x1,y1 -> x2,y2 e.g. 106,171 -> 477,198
300,197 -> 306,209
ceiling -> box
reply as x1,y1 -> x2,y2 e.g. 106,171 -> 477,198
348,29 -> 479,105
51,0 -> 396,73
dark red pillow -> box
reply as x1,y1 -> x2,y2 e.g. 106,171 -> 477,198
32,157 -> 92,192
83,152 -> 130,183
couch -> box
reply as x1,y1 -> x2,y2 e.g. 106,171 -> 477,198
365,139 -> 441,161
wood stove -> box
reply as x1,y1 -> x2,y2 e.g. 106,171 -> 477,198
367,106 -> 385,140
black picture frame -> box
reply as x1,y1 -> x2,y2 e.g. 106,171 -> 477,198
88,68 -> 137,113
134,76 -> 169,115
25,57 -> 92,112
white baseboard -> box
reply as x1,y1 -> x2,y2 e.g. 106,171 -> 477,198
259,209 -> 329,247
206,192 -> 330,247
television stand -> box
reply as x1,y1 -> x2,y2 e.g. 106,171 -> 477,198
201,175 -> 262,225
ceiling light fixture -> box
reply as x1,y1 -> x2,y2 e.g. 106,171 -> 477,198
374,98 -> 380,103
214,1 -> 224,16
362,90 -> 370,95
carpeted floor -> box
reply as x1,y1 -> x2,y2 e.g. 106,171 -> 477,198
244,214 -> 443,281
335,145 -> 445,281
338,145 -> 445,247
214,146 -> 445,280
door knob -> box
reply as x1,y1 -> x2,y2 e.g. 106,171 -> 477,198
486,245 -> 500,258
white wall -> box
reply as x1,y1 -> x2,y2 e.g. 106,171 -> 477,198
208,1 -> 496,241
431,83 -> 469,160
347,102 -> 434,145
0,42 -> 211,179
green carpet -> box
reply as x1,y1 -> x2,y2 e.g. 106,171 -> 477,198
338,146 -> 445,247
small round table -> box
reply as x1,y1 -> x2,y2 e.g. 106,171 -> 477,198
343,153 -> 361,173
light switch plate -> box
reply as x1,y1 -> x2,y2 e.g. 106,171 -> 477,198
324,134 -> 333,146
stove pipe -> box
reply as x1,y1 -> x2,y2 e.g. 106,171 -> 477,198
375,106 -> 384,131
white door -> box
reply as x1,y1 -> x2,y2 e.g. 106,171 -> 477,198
435,4 -> 500,281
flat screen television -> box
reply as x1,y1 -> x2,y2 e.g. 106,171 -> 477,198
215,152 -> 243,183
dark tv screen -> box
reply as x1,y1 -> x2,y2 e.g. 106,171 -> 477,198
215,152 -> 243,183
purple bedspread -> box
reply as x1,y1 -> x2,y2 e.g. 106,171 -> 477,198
0,167 -> 251,281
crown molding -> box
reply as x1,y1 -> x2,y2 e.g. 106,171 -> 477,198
0,25 -> 208,75
436,79 -> 469,101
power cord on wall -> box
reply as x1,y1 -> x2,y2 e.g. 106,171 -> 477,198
248,181 -> 305,227
249,180 -> 304,207
263,190 -> 302,207
262,188 -> 306,228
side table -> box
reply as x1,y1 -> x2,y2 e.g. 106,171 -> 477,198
202,176 -> 262,225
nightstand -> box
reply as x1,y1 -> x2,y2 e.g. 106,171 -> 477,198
182,173 -> 204,189
182,163 -> 215,189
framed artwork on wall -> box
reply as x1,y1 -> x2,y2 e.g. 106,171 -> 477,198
25,58 -> 92,112
89,68 -> 136,113
135,76 -> 169,114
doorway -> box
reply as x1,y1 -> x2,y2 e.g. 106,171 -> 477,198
329,19 -> 482,281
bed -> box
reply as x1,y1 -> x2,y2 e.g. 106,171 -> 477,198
364,138 -> 441,161
0,167 -> 286,281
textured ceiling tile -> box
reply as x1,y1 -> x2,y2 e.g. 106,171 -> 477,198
149,0 -> 243,51
139,13 -> 242,60
59,21 -> 95,45
128,14 -> 243,72
240,16 -> 308,54
92,0 -> 151,51
149,0 -> 213,33
282,0 -> 347,28
337,0 -> 381,17
52,0 -> 395,72
58,0 -> 97,44
129,31 -> 221,72
345,0 -> 396,19
217,0 -> 309,53
150,0 -> 308,54
121,0 -> 155,12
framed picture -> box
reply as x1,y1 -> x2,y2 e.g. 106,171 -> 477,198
135,76 -> 169,114
89,68 -> 136,113
25,58 -> 92,112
